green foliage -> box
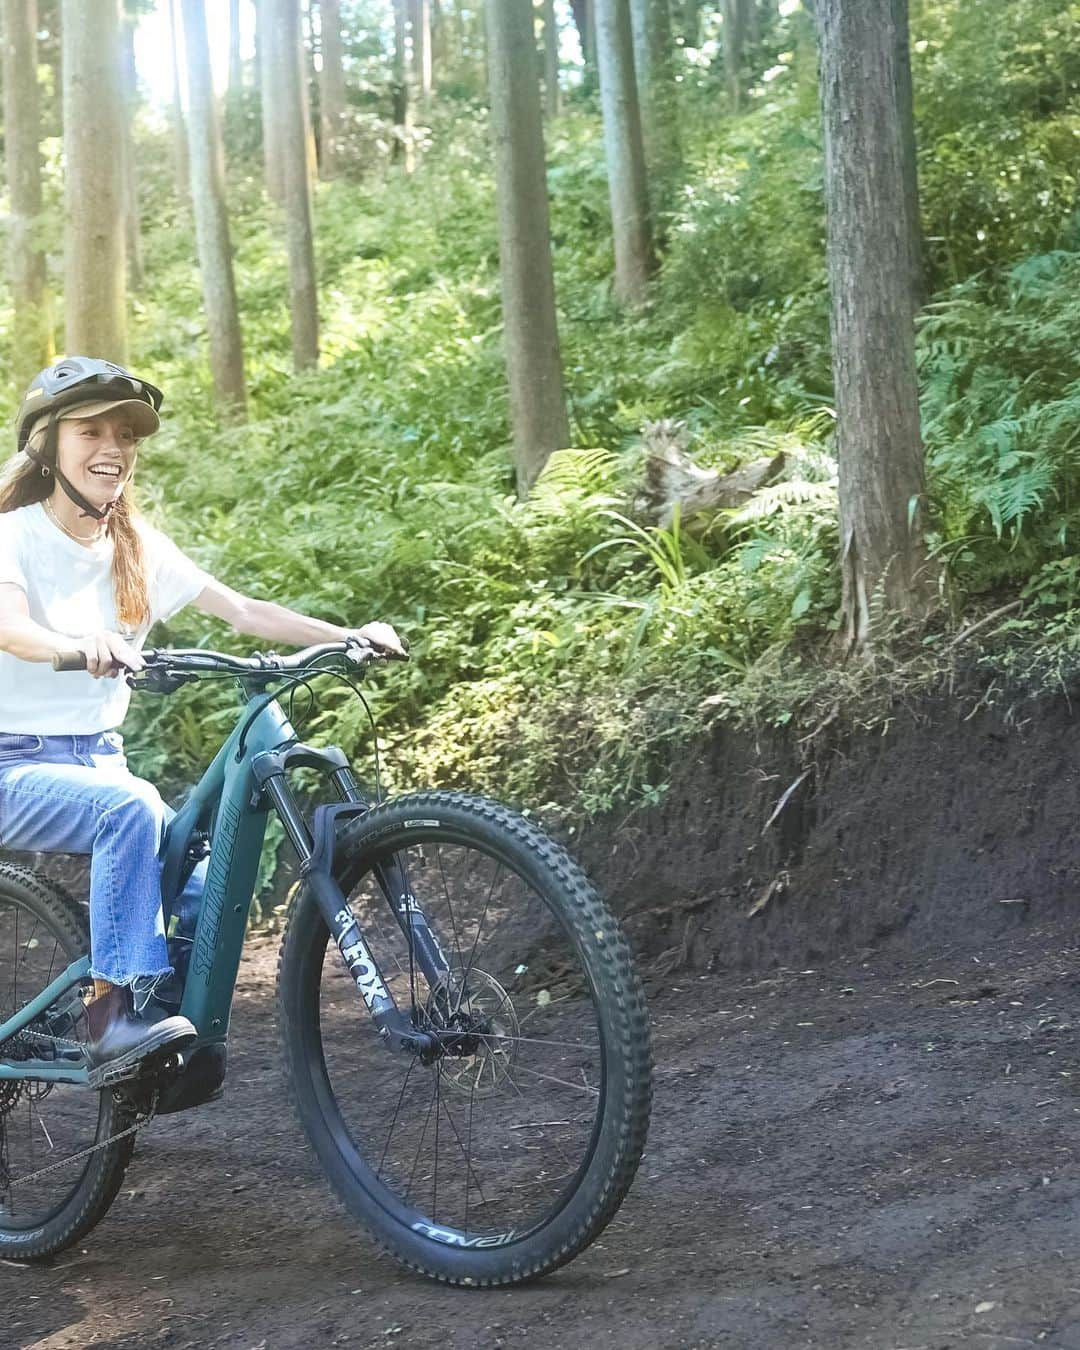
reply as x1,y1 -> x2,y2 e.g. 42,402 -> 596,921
18,0 -> 1080,827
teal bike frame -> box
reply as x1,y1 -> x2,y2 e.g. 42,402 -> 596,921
0,642 -> 445,1089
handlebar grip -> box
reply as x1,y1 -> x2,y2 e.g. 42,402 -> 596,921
52,651 -> 88,672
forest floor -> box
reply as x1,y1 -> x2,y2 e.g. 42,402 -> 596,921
11,692 -> 1080,1349
9,919 -> 1080,1350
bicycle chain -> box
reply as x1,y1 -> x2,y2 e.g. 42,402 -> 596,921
1,1021 -> 158,1193
2,1091 -> 158,1191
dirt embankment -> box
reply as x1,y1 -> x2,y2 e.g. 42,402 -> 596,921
581,691 -> 1080,976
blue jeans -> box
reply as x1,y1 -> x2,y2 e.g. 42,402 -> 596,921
0,731 -> 204,986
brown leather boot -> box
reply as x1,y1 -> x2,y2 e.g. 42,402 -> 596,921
84,982 -> 196,1085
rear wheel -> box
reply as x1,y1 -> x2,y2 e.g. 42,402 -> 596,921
0,863 -> 135,1261
277,791 -> 651,1285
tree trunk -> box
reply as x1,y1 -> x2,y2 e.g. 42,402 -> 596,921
630,0 -> 680,195
318,0 -> 346,177
722,0 -> 748,108
594,0 -> 653,305
299,1 -> 318,184
181,0 -> 247,414
569,0 -> 589,60
486,0 -> 569,495
259,0 -> 285,201
168,0 -> 189,199
392,0 -> 410,167
682,0 -> 702,46
228,0 -> 242,99
817,0 -> 930,649
893,0 -> 924,311
542,0 -> 559,119
269,0 -> 318,369
120,12 -> 144,290
3,0 -> 53,382
62,0 -> 127,362
414,0 -> 432,101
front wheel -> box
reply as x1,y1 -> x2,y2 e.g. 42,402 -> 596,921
276,791 -> 651,1285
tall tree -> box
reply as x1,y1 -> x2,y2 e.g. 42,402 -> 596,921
722,0 -> 748,108
392,0 -> 410,166
62,0 -> 127,361
228,0 -> 242,99
893,0 -> 924,309
682,0 -> 702,46
3,0 -> 53,382
259,0 -> 285,200
268,0 -> 318,368
594,0 -> 653,305
318,0 -> 346,178
486,0 -> 569,493
630,0 -> 680,193
169,0 -> 190,198
542,0 -> 560,119
817,0 -> 930,648
120,7 -> 144,289
181,0 -> 247,413
413,0 -> 433,101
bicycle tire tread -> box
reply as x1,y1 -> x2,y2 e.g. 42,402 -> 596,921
277,789 -> 651,1287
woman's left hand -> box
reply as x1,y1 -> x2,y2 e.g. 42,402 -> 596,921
352,621 -> 408,658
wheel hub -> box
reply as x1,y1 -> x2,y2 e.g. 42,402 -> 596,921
424,969 -> 520,1097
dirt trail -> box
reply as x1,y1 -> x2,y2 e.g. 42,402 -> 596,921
8,918 -> 1080,1350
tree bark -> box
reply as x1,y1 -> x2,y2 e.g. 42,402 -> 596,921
392,0 -> 411,167
259,0 -> 285,201
62,0 -> 127,362
630,0 -> 680,195
594,0 -> 653,305
228,0 -> 242,99
542,0 -> 560,119
682,0 -> 702,46
119,11 -> 144,290
892,0 -> 924,311
269,0 -> 318,369
817,0 -> 931,649
414,0 -> 432,101
181,0 -> 247,413
3,0 -> 53,382
722,0 -> 748,108
168,0 -> 189,199
318,0 -> 346,177
485,0 -> 569,494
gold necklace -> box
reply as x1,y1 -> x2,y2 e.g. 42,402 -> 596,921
43,497 -> 106,546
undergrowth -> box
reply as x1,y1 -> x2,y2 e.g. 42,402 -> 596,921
6,0 -> 1080,842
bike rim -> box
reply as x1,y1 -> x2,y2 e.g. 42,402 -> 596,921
0,891 -> 105,1231
307,830 -> 609,1249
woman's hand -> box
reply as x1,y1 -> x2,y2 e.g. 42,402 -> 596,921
353,622 -> 408,658
74,631 -> 146,679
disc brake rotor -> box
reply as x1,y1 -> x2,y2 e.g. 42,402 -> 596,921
425,969 -> 520,1098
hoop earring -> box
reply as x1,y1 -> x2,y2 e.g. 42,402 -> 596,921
40,465 -> 50,478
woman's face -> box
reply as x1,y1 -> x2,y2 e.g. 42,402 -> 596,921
54,413 -> 138,510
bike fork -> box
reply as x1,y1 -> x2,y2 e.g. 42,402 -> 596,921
262,768 -> 445,1059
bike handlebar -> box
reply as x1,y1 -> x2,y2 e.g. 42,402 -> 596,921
51,638 -> 404,680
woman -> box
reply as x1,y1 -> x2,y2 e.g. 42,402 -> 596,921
0,357 -> 403,1081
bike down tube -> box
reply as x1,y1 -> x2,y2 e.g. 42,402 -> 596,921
163,696 -> 288,1041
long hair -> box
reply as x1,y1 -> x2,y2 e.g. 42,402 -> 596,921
0,450 -> 151,630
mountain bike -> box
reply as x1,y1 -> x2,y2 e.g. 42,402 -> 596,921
0,639 -> 651,1285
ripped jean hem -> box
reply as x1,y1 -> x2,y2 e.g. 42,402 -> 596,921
88,964 -> 174,987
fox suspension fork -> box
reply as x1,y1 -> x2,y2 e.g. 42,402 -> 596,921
253,750 -> 451,1054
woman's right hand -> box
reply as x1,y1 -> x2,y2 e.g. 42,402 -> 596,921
73,632 -> 146,679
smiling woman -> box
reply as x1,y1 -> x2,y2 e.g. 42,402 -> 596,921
0,356 -> 406,1084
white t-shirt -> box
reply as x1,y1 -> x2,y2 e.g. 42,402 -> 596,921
0,502 -> 211,734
